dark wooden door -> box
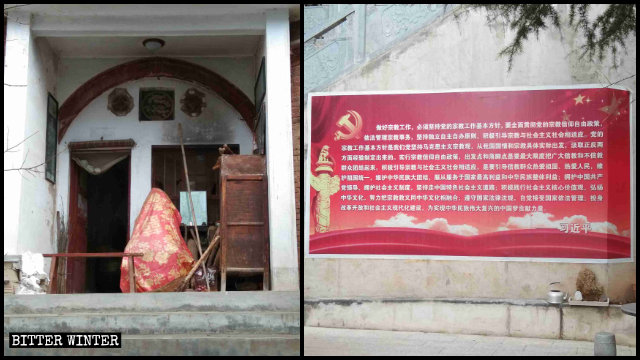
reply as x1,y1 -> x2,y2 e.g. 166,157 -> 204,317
67,160 -> 88,293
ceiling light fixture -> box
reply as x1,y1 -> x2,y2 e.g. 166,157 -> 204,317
143,38 -> 165,53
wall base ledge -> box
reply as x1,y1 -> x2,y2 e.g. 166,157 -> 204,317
304,297 -> 635,347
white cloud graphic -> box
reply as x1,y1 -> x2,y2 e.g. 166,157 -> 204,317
498,212 -> 620,235
373,213 -> 479,236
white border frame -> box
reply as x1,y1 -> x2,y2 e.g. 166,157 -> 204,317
305,84 -> 634,263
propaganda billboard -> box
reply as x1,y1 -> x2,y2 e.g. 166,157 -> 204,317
305,85 -> 633,261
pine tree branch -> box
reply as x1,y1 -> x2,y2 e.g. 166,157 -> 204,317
468,4 -> 635,72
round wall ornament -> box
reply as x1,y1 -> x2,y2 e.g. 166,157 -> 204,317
180,88 -> 206,117
107,88 -> 134,116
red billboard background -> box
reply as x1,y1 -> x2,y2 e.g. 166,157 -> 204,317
308,87 -> 631,259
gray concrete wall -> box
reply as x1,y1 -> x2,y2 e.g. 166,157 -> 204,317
304,5 -> 636,304
305,259 -> 636,304
304,298 -> 636,346
304,4 -> 449,96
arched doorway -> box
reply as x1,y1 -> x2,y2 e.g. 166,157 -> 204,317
58,56 -> 256,143
59,58 -> 258,293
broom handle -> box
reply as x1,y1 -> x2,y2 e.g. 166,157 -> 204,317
179,235 -> 219,291
178,123 -> 210,291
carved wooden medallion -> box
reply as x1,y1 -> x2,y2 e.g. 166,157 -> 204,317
180,88 -> 206,117
107,88 -> 134,116
139,88 -> 174,121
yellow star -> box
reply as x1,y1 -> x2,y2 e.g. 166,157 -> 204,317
586,97 -> 591,104
562,112 -> 571,121
599,94 -> 621,116
573,94 -> 585,105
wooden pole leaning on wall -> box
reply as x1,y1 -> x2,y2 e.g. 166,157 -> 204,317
177,123 -> 210,291
177,235 -> 220,292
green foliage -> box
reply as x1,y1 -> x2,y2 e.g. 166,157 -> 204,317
568,4 -> 636,70
462,4 -> 636,71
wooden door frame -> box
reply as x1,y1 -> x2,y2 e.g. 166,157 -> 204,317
66,139 -> 135,293
67,158 -> 87,293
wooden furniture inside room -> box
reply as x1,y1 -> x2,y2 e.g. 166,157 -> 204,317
152,145 -> 240,229
218,155 -> 269,291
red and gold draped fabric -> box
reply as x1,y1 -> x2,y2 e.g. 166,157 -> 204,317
120,188 -> 194,292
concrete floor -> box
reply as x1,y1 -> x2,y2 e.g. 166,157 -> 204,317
304,327 -> 637,356
5,292 -> 300,356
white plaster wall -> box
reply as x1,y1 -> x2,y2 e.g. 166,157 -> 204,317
304,5 -> 636,302
18,36 -> 59,254
56,77 -> 254,240
4,12 -> 33,255
265,9 -> 299,290
4,11 -> 59,257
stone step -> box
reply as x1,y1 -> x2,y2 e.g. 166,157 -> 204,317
4,310 -> 299,336
4,333 -> 300,356
4,291 -> 300,343
5,291 -> 300,355
4,291 -> 299,314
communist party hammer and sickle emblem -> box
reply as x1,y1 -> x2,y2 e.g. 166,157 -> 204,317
334,110 -> 363,141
